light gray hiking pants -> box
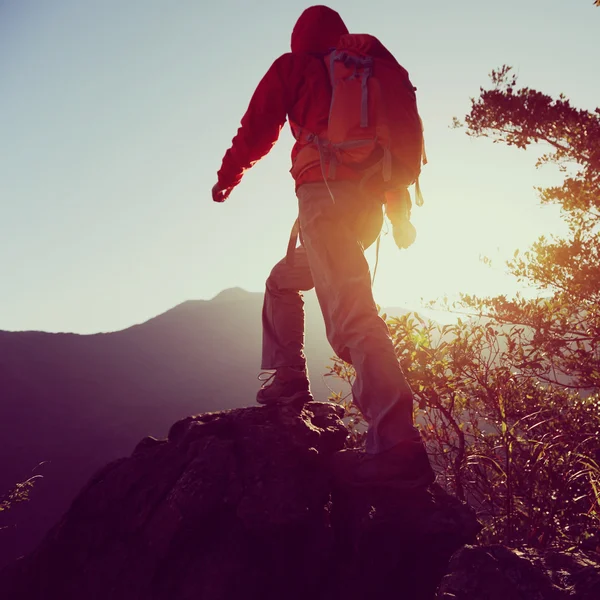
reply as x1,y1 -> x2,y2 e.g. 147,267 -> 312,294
261,181 -> 420,453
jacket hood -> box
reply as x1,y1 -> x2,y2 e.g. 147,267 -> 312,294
291,5 -> 349,54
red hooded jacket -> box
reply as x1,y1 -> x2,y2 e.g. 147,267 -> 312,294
216,5 -> 408,195
216,5 -> 353,194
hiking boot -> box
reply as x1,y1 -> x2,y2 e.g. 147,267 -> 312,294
256,366 -> 313,406
331,438 -> 435,489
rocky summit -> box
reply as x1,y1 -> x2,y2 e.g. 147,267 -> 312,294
1,401 -> 597,599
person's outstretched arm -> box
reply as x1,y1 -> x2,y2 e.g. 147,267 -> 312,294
213,56 -> 291,202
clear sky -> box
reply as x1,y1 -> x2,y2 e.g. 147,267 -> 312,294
1,0 -> 598,333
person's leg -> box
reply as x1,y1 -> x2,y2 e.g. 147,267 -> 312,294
258,246 -> 315,405
297,181 -> 420,453
261,246 -> 314,369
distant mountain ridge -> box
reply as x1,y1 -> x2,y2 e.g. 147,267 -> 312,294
0,288 -> 415,567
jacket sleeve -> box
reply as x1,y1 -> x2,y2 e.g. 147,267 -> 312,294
217,55 -> 291,192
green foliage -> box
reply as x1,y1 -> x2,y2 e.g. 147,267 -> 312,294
328,313 -> 600,550
455,65 -> 600,393
329,68 -> 600,551
0,475 -> 42,523
325,360 -> 366,447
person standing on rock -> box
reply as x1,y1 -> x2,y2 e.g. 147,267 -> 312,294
212,5 -> 435,488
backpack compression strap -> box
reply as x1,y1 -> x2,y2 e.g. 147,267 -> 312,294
329,51 -> 373,128
285,217 -> 301,266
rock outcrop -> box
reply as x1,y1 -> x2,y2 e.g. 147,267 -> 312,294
0,401 -> 480,599
2,401 -> 599,599
437,544 -> 600,600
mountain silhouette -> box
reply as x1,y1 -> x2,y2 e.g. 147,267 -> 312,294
0,288 -> 412,567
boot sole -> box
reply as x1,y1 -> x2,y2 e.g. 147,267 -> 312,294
256,390 -> 314,406
331,451 -> 436,490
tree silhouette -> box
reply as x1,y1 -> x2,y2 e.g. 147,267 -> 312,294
330,66 -> 600,549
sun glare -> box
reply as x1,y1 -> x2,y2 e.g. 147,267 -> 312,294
367,182 -> 568,321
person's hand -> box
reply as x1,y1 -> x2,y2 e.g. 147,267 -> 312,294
212,182 -> 232,203
385,188 -> 415,249
384,188 -> 411,221
392,219 -> 417,249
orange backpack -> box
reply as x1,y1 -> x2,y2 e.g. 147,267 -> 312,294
292,33 -> 426,204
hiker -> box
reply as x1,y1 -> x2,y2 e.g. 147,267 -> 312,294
212,5 -> 434,487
